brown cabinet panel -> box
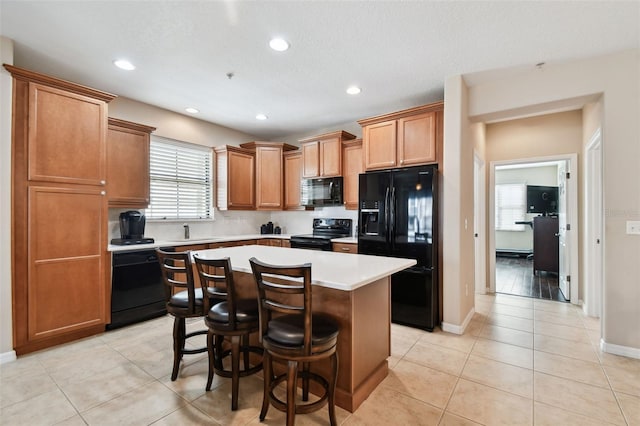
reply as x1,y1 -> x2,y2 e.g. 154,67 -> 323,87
397,112 -> 436,166
215,146 -> 255,210
359,103 -> 443,171
5,65 -> 115,354
333,242 -> 358,254
255,146 -> 283,209
301,141 -> 320,178
29,257 -> 104,340
240,142 -> 296,211
284,151 -> 303,210
28,186 -> 107,341
363,120 -> 397,170
342,139 -> 363,210
258,239 -> 284,247
107,118 -> 155,208
320,137 -> 342,177
28,83 -> 108,185
299,131 -> 356,178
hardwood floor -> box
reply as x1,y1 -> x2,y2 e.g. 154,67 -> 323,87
496,255 -> 568,302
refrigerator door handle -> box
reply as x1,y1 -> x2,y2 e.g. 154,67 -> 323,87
390,186 -> 396,247
384,186 -> 390,244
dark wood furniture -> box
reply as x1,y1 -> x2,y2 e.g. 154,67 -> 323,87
156,249 -> 209,381
193,255 -> 263,410
533,216 -> 559,275
249,257 -> 339,426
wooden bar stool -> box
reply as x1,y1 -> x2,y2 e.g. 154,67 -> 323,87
156,249 -> 211,381
249,257 -> 339,426
193,255 -> 263,410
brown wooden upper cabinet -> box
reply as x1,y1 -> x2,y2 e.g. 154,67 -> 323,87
240,141 -> 298,210
106,118 -> 156,208
299,130 -> 356,178
214,145 -> 255,210
283,151 -> 303,210
342,139 -> 363,210
358,102 -> 443,171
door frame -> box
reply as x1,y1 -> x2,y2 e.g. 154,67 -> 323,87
584,129 -> 603,316
474,152 -> 487,294
488,153 -> 579,304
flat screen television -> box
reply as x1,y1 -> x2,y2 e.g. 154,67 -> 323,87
526,185 -> 558,214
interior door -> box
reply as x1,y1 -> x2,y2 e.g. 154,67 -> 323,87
557,161 -> 570,300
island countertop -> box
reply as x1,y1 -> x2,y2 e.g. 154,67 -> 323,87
191,245 -> 415,292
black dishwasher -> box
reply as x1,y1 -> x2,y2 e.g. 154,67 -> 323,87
108,249 -> 169,330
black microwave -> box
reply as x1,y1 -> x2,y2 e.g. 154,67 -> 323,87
301,177 -> 343,207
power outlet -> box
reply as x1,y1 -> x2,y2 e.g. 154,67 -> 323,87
627,221 -> 640,235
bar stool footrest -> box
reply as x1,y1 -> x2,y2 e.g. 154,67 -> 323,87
268,371 -> 329,415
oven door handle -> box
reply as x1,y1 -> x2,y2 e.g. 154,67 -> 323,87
291,240 -> 330,249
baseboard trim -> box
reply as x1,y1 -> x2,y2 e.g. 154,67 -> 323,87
442,307 -> 475,335
0,350 -> 17,364
600,339 -> 640,359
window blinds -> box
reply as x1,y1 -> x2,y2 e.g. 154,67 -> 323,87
495,183 -> 526,231
147,137 -> 213,220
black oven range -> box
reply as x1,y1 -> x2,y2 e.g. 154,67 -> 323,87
290,218 -> 352,251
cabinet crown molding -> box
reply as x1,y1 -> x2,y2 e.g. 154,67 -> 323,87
298,130 -> 357,144
357,101 -> 444,127
214,145 -> 253,154
239,141 -> 299,151
108,117 -> 156,133
3,64 -> 117,103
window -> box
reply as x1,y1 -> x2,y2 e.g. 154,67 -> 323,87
147,137 -> 213,220
495,183 -> 526,231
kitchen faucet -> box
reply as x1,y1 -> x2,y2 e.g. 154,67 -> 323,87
183,223 -> 190,240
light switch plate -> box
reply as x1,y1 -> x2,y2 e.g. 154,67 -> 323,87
626,221 -> 640,235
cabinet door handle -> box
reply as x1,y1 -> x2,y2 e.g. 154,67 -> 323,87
100,180 -> 106,185
100,191 -> 106,196
341,247 -> 350,251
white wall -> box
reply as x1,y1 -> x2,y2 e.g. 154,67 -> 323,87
453,50 -> 640,354
0,37 -> 15,361
442,75 -> 476,333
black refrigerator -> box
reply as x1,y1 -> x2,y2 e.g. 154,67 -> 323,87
358,165 -> 438,331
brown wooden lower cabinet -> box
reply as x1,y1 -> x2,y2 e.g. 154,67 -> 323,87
258,238 -> 283,247
15,185 -> 108,354
333,242 -> 358,254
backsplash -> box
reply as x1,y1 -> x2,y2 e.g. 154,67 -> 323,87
108,206 -> 358,241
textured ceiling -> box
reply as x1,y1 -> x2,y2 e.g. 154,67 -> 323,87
1,1 -> 638,139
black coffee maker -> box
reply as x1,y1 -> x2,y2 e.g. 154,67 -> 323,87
110,211 -> 154,245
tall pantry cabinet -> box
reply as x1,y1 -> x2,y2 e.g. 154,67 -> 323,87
5,65 -> 117,354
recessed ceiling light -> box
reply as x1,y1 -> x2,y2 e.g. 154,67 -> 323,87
256,114 -> 268,120
113,59 -> 135,71
185,107 -> 199,114
269,38 -> 290,52
346,86 -> 361,95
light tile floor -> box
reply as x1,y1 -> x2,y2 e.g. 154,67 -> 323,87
1,294 -> 639,425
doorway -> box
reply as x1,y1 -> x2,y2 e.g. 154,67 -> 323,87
489,154 -> 579,303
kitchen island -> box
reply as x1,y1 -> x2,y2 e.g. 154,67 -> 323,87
191,245 -> 415,412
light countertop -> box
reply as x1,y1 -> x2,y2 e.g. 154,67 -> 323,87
331,237 -> 357,244
191,245 -> 415,292
108,234 -> 292,252
108,234 -> 359,252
